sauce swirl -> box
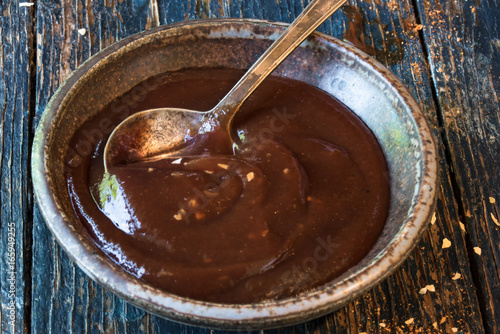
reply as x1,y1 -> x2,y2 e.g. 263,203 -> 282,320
65,69 -> 390,303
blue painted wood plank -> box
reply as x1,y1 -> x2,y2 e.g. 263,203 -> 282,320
0,1 -> 35,333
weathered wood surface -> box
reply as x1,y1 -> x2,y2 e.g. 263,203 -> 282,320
0,2 -> 35,333
415,0 -> 500,332
0,0 -> 497,333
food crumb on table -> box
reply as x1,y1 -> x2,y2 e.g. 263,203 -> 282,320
431,212 -> 436,224
419,284 -> 435,294
442,238 -> 452,248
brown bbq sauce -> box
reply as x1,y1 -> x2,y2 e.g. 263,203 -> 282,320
65,68 -> 390,304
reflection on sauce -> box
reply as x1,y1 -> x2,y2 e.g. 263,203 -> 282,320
65,69 -> 390,303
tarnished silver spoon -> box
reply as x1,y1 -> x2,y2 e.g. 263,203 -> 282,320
104,0 -> 347,169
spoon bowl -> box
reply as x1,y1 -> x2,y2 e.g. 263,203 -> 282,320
105,108 -> 206,166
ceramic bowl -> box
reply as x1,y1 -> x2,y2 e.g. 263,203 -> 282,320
32,19 -> 438,330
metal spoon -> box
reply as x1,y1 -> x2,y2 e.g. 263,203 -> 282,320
104,0 -> 347,168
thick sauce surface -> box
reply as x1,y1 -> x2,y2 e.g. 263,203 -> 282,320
65,69 -> 390,303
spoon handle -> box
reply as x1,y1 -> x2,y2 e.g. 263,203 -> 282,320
213,0 -> 347,119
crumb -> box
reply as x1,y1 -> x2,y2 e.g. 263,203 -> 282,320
283,168 -> 289,174
204,170 -> 214,174
19,2 -> 34,7
173,209 -> 186,221
452,272 -> 461,280
474,247 -> 482,255
379,322 -> 386,327
405,318 -> 414,325
217,163 -> 229,169
490,197 -> 496,203
432,322 -> 438,329
419,285 -> 435,294
452,328 -> 458,332
171,158 -> 182,164
431,212 -> 436,224
148,168 -> 154,172
440,316 -> 447,324
246,172 -> 255,182
459,221 -> 466,232
78,28 -> 86,36
442,238 -> 452,248
415,24 -> 423,30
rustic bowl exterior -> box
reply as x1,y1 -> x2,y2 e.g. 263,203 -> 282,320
32,19 -> 438,330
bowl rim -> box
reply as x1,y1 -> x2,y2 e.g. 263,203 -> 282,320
31,18 -> 438,330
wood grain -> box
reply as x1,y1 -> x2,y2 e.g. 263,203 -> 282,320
415,0 -> 500,331
0,0 -> 493,332
0,1 -> 35,333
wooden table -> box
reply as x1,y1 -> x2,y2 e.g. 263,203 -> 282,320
1,0 -> 499,333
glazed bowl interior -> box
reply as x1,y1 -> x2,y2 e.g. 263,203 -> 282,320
32,19 -> 437,330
